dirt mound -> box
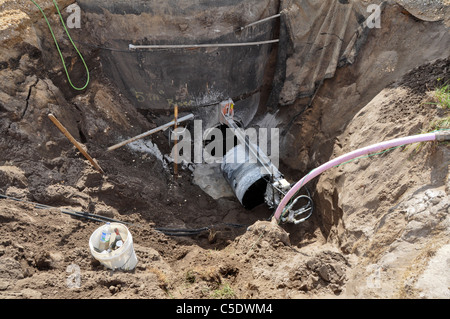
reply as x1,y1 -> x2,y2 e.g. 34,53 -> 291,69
314,57 -> 450,298
288,250 -> 349,294
235,220 -> 291,249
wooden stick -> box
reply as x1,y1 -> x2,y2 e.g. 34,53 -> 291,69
173,105 -> 178,177
107,113 -> 194,152
48,113 -> 105,174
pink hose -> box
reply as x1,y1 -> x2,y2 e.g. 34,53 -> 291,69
274,132 -> 438,222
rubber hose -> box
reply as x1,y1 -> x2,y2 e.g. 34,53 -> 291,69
274,132 -> 446,222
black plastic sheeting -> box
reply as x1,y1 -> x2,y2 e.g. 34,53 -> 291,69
267,0 -> 372,108
77,0 -> 280,126
100,33 -> 272,111
77,0 -> 371,116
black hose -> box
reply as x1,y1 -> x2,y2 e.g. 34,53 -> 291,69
0,194 -> 130,225
155,231 -> 207,237
155,227 -> 210,234
0,194 -> 249,236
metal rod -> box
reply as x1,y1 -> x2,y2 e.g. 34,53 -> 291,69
173,105 -> 178,177
239,13 -> 281,31
222,115 -> 278,177
107,113 -> 194,151
129,39 -> 279,50
48,113 -> 105,174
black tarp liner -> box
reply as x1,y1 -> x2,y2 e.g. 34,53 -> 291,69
77,0 -> 280,127
268,0 -> 372,107
78,0 -> 373,115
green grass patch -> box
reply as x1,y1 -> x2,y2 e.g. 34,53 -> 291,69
425,80 -> 450,132
410,81 -> 450,154
428,116 -> 450,132
210,283 -> 236,299
432,82 -> 450,109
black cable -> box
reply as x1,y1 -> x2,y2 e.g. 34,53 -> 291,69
0,194 -> 131,225
155,231 -> 207,237
0,194 -> 248,236
154,227 -> 210,234
72,40 -> 133,53
221,222 -> 247,229
265,183 -> 314,223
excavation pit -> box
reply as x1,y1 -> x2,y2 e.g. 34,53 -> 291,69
0,0 -> 449,300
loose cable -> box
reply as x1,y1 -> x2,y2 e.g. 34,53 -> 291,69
30,0 -> 90,91
0,194 -> 247,236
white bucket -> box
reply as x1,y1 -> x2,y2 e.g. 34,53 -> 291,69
89,222 -> 138,271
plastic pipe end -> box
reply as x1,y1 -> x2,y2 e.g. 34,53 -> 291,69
435,131 -> 450,142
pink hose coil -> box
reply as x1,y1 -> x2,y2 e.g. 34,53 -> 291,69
274,132 -> 437,222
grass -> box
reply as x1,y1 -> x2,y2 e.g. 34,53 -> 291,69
210,283 -> 236,299
413,116 -> 450,153
431,82 -> 450,109
184,266 -> 221,285
183,267 -> 236,299
428,116 -> 450,132
410,81 -> 450,154
148,268 -> 170,290
426,81 -> 450,132
185,270 -> 196,284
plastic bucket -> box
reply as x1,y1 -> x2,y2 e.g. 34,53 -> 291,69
89,222 -> 138,271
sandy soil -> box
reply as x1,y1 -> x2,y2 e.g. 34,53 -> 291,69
0,0 -> 449,300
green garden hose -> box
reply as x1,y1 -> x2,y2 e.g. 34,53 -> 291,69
30,0 -> 90,90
